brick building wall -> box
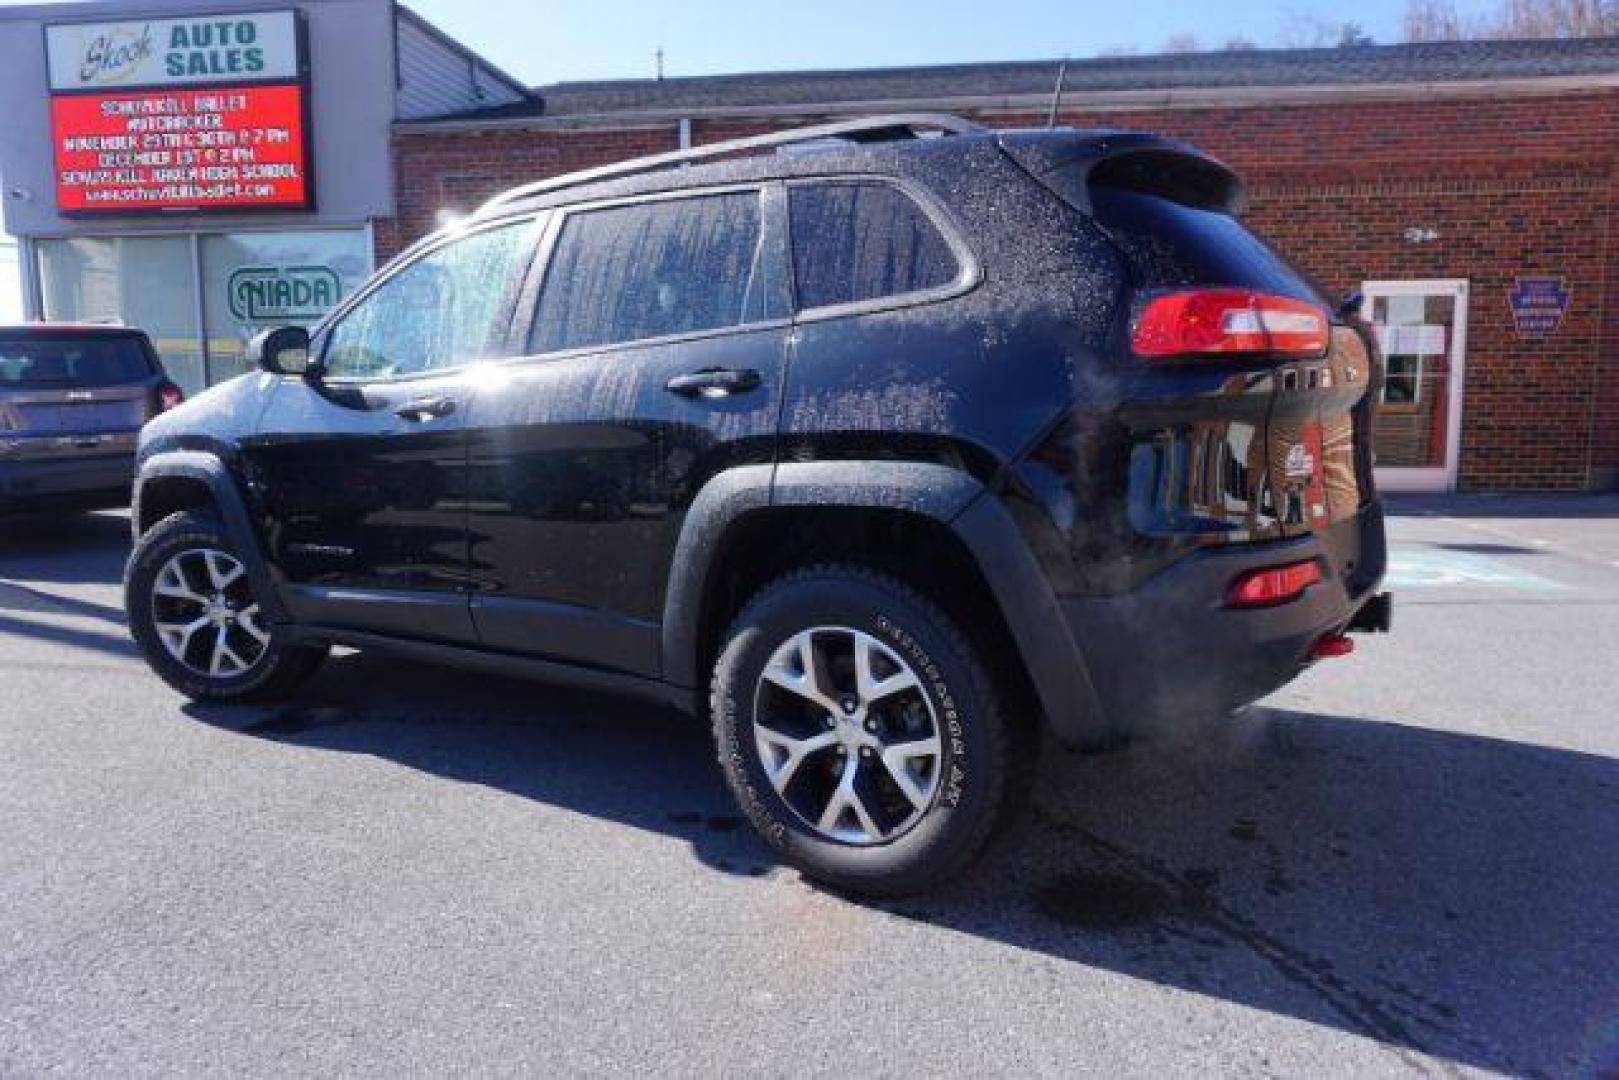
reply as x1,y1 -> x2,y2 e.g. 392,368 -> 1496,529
1599,147 -> 1619,491
384,89 -> 1619,491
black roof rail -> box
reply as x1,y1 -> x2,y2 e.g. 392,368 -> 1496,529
474,112 -> 986,216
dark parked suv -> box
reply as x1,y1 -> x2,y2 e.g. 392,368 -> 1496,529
1,323 -> 182,515
125,115 -> 1389,894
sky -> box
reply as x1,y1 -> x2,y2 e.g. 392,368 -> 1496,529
0,0 -> 1501,278
0,0 -> 1502,85
400,0 -> 1499,86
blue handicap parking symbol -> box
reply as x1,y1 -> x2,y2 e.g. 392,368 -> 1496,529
1386,548 -> 1565,590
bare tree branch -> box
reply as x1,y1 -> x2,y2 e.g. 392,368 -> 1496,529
1402,0 -> 1619,41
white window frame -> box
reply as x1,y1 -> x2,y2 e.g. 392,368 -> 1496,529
1361,279 -> 1469,494
1379,352 -> 1426,406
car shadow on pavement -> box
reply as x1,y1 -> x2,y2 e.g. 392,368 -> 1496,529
0,579 -> 128,626
0,512 -> 134,657
183,652 -> 1618,1078
0,511 -> 130,587
0,611 -> 137,658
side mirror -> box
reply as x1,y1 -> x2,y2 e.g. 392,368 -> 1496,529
247,326 -> 314,377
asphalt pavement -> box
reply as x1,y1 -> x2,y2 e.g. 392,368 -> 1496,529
2,498 -> 1616,1077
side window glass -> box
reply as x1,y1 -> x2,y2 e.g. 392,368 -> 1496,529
529,191 -> 763,354
323,220 -> 534,379
789,182 -> 960,311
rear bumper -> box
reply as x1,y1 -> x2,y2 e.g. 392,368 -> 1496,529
0,455 -> 134,511
1061,503 -> 1388,739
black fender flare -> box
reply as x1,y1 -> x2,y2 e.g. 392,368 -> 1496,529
131,450 -> 290,623
661,460 -> 1109,747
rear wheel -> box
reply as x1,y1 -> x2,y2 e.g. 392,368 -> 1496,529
126,510 -> 326,702
711,565 -> 1027,896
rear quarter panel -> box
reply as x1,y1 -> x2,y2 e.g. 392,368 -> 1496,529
777,141 -> 1128,482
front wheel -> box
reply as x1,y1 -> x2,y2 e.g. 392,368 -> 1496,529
711,565 -> 1028,896
126,510 -> 326,702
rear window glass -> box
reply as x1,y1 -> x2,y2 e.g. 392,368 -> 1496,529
789,182 -> 960,310
530,191 -> 765,354
1091,187 -> 1322,304
0,335 -> 153,387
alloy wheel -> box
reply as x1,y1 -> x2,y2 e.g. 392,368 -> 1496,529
751,626 -> 943,845
149,548 -> 270,679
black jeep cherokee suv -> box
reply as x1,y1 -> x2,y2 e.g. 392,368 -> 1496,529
126,115 -> 1389,895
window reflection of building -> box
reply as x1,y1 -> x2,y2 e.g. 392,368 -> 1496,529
35,229 -> 370,397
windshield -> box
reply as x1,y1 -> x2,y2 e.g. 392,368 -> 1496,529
0,335 -> 154,388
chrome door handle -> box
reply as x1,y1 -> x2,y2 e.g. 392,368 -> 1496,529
665,368 -> 762,398
394,396 -> 457,421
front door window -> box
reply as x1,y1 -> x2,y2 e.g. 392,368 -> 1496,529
323,218 -> 537,380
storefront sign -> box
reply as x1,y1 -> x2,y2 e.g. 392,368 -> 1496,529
45,12 -> 300,91
227,264 -> 341,321
46,10 -> 310,215
1508,276 -> 1571,338
51,85 -> 309,212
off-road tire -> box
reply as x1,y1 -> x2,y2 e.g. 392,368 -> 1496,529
126,510 -> 327,702
711,564 -> 1028,896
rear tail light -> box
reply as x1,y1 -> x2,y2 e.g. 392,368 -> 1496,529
1226,559 -> 1322,608
1132,289 -> 1329,361
155,381 -> 185,412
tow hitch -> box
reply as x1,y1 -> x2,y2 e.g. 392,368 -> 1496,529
1311,593 -> 1391,661
1347,592 -> 1393,634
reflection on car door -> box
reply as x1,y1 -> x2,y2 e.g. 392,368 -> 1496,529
241,217 -> 541,645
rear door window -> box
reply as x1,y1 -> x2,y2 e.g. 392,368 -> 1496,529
529,190 -> 766,354
788,182 -> 960,311
1090,187 -> 1322,304
0,335 -> 153,387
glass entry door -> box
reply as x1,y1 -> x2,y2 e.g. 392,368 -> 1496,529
37,235 -> 206,395
34,229 -> 371,398
1361,279 -> 1469,492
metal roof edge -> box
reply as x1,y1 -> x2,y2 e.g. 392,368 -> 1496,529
394,2 -> 530,100
394,73 -> 1619,135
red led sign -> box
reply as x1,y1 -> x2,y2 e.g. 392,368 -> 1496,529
51,83 -> 310,214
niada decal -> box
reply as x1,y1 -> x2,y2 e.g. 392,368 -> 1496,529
228,266 -> 341,322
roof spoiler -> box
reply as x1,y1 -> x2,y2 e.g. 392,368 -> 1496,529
998,129 -> 1245,215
